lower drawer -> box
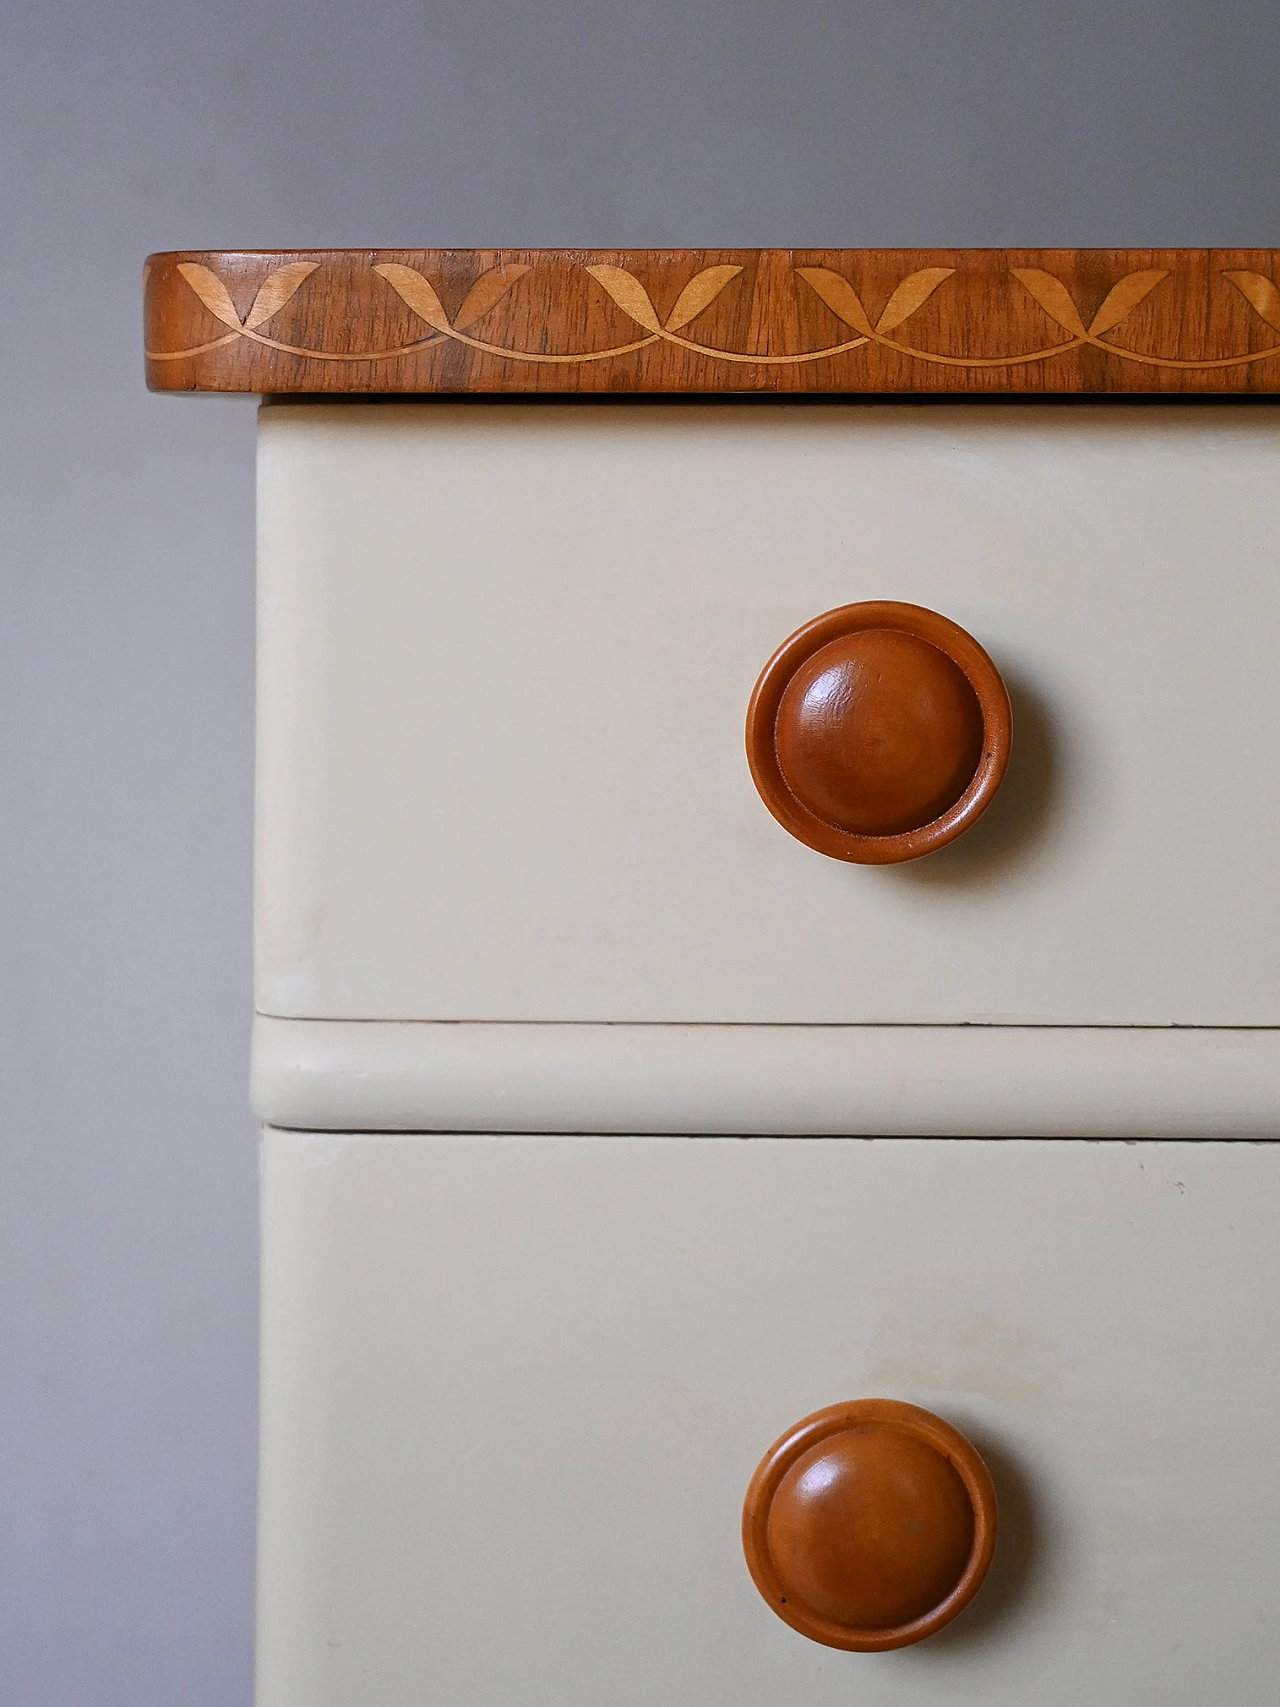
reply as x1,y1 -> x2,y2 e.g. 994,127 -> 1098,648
258,1132 -> 1280,1706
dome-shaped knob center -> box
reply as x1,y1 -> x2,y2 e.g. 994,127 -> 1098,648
765,1424 -> 976,1631
774,628 -> 985,837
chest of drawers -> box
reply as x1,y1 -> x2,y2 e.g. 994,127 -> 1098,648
147,247 -> 1280,1704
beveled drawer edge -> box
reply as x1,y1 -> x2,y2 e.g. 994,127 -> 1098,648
250,1015 -> 1280,1137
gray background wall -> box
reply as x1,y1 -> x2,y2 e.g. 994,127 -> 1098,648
2,3 -> 1277,1700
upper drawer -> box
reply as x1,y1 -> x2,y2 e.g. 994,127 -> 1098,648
255,401 -> 1280,1025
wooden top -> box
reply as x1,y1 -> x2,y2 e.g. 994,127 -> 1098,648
145,248 -> 1280,395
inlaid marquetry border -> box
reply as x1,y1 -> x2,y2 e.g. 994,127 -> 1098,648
144,250 -> 1280,394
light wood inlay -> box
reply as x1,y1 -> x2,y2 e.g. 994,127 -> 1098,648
145,249 -> 1280,393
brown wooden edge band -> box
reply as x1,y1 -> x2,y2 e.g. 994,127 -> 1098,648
145,248 -> 1280,396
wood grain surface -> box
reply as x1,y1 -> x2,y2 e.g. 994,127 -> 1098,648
745,602 -> 1011,865
741,1398 -> 998,1651
145,249 -> 1280,394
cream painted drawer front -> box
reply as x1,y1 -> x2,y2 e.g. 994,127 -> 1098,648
258,1132 -> 1280,1706
256,402 -> 1280,1026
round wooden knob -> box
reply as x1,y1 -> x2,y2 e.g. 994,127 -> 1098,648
742,1399 -> 998,1651
746,603 -> 1012,864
